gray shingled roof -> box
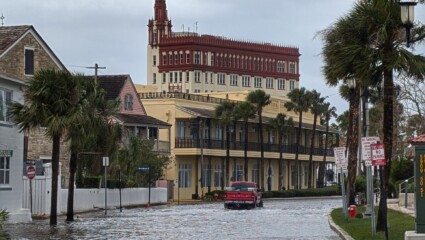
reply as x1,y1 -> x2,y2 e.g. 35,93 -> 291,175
0,25 -> 32,55
117,113 -> 170,128
96,75 -> 129,100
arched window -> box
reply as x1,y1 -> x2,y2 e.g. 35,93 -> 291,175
125,94 -> 133,110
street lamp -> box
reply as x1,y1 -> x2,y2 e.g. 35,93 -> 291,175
399,0 -> 417,47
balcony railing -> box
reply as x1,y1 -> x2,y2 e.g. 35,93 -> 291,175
175,138 -> 334,157
139,92 -> 240,104
153,140 -> 171,153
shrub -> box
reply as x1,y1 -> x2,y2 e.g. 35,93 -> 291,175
0,209 -> 8,228
77,176 -> 101,188
261,186 -> 340,198
355,175 -> 366,194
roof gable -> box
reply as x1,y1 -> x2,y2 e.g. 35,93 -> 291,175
0,25 -> 31,55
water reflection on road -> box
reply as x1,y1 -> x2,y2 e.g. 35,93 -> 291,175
4,197 -> 341,240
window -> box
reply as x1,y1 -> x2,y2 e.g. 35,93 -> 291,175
194,71 -> 201,83
153,73 -> 156,84
214,164 -> 223,187
153,55 -> 157,66
202,164 -> 211,187
230,75 -> 238,86
0,156 -> 10,185
194,89 -> 201,93
169,54 -> 173,65
180,53 -> 184,64
205,72 -> 208,83
169,72 -> 173,83
210,73 -> 214,84
176,120 -> 185,138
290,80 -> 295,90
232,165 -> 244,181
254,77 -> 262,88
162,73 -> 166,83
242,76 -> 250,87
194,51 -> 201,64
211,54 -> 215,66
179,72 -> 183,83
175,53 -> 178,65
174,72 -> 178,83
124,94 -> 133,110
277,60 -> 285,73
251,163 -> 258,184
266,78 -> 273,89
178,163 -> 191,188
0,89 -> 12,122
162,55 -> 167,65
24,48 -> 34,75
217,73 -> 225,85
186,72 -> 190,82
186,52 -> 190,64
289,62 -> 296,74
278,79 -> 285,90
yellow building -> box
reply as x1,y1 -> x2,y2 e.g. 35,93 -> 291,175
136,86 -> 339,200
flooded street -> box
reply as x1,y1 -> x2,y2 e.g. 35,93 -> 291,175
4,197 -> 341,239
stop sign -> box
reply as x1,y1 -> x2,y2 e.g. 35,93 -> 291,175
27,166 -> 36,180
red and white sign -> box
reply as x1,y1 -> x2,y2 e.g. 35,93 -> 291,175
27,166 -> 36,180
371,143 -> 386,166
334,147 -> 347,169
361,136 -> 380,166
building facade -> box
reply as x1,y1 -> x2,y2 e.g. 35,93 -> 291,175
147,0 -> 300,96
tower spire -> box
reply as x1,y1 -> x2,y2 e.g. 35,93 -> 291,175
154,0 -> 168,21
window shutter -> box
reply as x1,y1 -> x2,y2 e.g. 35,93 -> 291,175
5,91 -> 12,121
25,49 -> 34,75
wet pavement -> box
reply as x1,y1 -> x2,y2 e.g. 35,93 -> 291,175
3,197 -> 341,240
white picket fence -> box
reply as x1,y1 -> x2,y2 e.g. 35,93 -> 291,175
22,164 -> 167,217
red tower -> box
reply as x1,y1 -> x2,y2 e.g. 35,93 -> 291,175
148,0 -> 172,46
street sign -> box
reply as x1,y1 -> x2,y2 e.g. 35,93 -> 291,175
27,166 -> 36,180
102,157 -> 109,166
334,147 -> 347,169
361,136 -> 380,166
371,143 -> 386,166
138,167 -> 150,172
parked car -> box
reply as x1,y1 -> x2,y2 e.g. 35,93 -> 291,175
223,181 -> 263,209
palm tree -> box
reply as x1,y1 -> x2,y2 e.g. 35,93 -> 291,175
65,75 -> 121,222
247,90 -> 271,190
8,69 -> 77,225
233,101 -> 256,181
307,90 -> 326,188
318,102 -> 337,188
269,113 -> 294,190
285,87 -> 312,189
321,0 -> 425,232
215,101 -> 236,188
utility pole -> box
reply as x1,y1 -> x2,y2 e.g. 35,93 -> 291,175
86,63 -> 106,85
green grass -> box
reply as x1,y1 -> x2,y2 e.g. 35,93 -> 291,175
331,206 -> 415,240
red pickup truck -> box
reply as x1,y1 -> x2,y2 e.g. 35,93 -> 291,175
223,181 -> 263,209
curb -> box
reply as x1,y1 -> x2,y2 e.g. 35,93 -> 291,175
328,214 -> 354,240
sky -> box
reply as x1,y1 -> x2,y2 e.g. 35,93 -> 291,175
2,0 -> 425,116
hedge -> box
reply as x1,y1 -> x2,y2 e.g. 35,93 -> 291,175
262,186 -> 341,198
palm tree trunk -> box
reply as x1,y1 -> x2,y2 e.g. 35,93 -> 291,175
318,119 -> 330,188
259,114 -> 265,190
244,121 -> 249,181
66,151 -> 78,221
226,125 -> 230,187
50,134 -> 61,225
377,68 -> 394,234
278,134 -> 283,190
295,113 -> 302,189
308,114 -> 318,188
348,87 -> 360,206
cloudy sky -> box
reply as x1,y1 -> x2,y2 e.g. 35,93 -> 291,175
2,0 -> 425,116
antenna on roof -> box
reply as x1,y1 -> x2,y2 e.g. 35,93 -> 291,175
182,24 -> 184,32
0,13 -> 5,26
194,21 -> 198,33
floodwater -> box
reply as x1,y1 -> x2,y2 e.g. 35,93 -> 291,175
3,197 -> 341,240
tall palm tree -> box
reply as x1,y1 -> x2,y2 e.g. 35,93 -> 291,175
321,0 -> 425,232
269,113 -> 294,190
233,101 -> 256,181
318,102 -> 337,188
8,69 -> 77,225
247,90 -> 271,190
285,87 -> 312,189
65,75 -> 121,222
307,90 -> 326,188
215,101 -> 236,187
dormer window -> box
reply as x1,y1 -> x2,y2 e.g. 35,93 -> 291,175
24,47 -> 35,76
124,94 -> 133,111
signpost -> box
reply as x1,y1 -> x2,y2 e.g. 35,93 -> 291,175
26,165 -> 36,214
102,156 -> 109,215
138,167 -> 151,208
361,136 -> 380,236
334,147 -> 348,218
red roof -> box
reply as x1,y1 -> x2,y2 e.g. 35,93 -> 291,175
408,134 -> 425,144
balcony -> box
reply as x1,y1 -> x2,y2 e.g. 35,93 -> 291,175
175,138 -> 334,156
153,140 -> 171,154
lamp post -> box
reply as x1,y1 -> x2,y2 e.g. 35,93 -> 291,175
399,0 -> 417,47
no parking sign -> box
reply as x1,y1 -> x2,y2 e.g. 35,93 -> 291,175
371,143 -> 386,166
